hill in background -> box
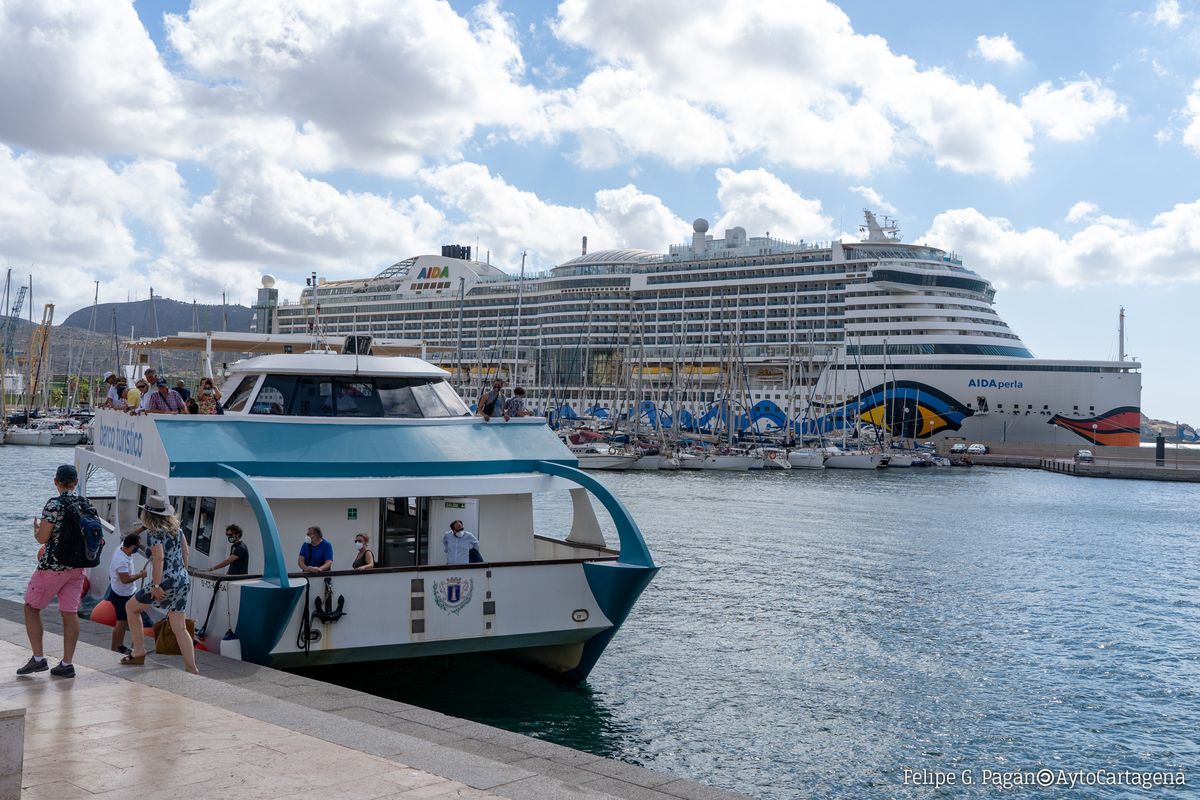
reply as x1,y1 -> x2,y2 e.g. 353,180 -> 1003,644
59,297 -> 253,338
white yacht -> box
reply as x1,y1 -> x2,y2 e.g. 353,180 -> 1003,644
76,339 -> 658,681
265,212 -> 1142,449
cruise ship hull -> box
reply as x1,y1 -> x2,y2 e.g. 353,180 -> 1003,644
806,359 -> 1142,447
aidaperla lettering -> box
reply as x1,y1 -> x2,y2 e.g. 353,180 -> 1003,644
968,378 -> 1024,389
96,422 -> 144,458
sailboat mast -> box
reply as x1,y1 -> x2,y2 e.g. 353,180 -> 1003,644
512,251 -> 525,386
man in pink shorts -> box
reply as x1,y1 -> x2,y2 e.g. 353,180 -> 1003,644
18,464 -> 86,678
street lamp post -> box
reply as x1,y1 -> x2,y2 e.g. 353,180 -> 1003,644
1091,423 -> 1098,448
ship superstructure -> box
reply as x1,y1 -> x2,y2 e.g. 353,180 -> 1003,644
267,215 -> 1141,446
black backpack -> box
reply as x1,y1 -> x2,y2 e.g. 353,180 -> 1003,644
52,495 -> 106,569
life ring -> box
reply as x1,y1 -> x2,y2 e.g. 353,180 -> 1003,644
767,451 -> 777,460
608,446 -> 619,455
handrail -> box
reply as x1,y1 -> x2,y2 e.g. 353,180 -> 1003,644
215,463 -> 290,587
187,554 -> 620,583
534,460 -> 655,568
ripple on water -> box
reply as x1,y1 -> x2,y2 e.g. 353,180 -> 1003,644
2,448 -> 1196,798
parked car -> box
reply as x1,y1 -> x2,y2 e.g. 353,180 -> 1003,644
950,443 -> 968,453
967,443 -> 990,455
1074,449 -> 1094,463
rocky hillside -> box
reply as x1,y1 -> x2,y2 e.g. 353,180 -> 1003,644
59,297 -> 253,338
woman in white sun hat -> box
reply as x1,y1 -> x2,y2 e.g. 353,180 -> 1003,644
120,494 -> 198,674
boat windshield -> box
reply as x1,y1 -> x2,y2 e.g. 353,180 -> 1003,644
247,375 -> 471,418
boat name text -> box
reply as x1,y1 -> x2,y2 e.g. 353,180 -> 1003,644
967,378 -> 1024,389
96,422 -> 144,458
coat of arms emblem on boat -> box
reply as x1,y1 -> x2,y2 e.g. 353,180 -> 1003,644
433,577 -> 474,614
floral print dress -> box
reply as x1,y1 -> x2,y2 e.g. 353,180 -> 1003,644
197,390 -> 219,415
137,529 -> 190,612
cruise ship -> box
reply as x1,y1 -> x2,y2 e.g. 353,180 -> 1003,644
264,212 -> 1141,447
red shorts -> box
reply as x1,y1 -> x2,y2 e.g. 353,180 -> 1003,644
24,568 -> 86,613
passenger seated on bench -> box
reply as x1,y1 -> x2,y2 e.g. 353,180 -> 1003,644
298,526 -> 333,574
352,533 -> 375,570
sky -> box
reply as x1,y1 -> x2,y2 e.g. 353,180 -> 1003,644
0,0 -> 1198,419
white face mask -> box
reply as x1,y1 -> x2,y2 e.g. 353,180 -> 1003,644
355,541 -> 364,550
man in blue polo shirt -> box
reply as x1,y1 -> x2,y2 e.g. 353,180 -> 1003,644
297,526 -> 333,573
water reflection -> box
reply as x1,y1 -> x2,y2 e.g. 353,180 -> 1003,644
298,652 -> 645,759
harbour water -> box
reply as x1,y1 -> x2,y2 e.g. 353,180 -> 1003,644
2,446 -> 1196,798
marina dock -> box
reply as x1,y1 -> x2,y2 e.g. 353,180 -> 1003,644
968,444 -> 1200,483
0,599 -> 748,800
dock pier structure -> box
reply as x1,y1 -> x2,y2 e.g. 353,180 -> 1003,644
0,599 -> 749,800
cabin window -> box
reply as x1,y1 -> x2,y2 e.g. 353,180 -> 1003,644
376,378 -> 423,417
291,377 -> 335,417
253,374 -> 470,418
223,376 -> 259,413
431,381 -> 471,415
332,379 -> 382,417
194,497 -> 216,556
251,375 -> 300,415
178,497 -> 198,546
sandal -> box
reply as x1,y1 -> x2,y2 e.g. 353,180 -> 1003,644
120,654 -> 145,665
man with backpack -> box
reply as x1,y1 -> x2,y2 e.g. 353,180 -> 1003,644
17,464 -> 104,678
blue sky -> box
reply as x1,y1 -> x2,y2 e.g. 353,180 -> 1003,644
0,0 -> 1197,419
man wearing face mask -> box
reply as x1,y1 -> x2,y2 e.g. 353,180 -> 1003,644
443,520 -> 483,565
298,526 -> 333,574
212,524 -> 250,576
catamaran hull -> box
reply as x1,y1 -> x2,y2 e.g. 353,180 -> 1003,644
176,559 -> 657,681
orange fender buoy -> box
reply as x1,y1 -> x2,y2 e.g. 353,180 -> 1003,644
90,599 -> 116,627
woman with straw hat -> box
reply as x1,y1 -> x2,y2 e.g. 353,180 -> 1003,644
120,494 -> 198,673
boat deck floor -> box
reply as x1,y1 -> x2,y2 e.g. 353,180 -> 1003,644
0,599 -> 749,800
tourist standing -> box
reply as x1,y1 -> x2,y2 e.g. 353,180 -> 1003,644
352,533 -> 375,570
146,379 -> 185,414
120,495 -> 198,674
298,527 -> 333,573
476,379 -> 505,421
196,377 -> 222,414
17,465 -> 90,678
212,525 -> 250,575
443,520 -> 482,565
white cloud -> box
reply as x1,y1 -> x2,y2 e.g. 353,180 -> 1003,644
419,162 -> 686,269
0,0 -> 189,157
1021,78 -> 1127,142
713,169 -> 834,240
1184,80 -> 1200,154
849,186 -> 897,215
1066,201 -> 1098,222
552,0 -> 1037,179
165,0 -> 548,175
974,34 -> 1025,66
1155,127 -> 1173,143
923,203 -> 1200,288
184,156 -> 448,301
1152,0 -> 1187,28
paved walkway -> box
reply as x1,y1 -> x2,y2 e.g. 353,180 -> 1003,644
0,602 -> 749,800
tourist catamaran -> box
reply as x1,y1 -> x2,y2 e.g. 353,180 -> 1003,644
75,335 -> 657,680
